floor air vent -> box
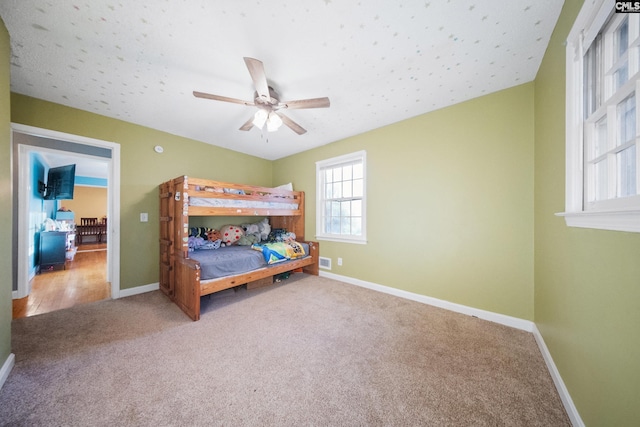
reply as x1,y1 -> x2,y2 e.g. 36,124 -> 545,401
319,257 -> 332,270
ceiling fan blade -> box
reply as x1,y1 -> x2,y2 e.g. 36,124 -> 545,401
239,116 -> 254,131
276,112 -> 307,135
243,57 -> 270,101
193,91 -> 254,106
281,97 -> 330,110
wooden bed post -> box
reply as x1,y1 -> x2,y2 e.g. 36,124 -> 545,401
302,241 -> 319,276
174,256 -> 201,321
173,176 -> 190,258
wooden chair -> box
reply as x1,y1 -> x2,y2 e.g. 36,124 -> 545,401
77,218 -> 102,244
100,217 -> 107,242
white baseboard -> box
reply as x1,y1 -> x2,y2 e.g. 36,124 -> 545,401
532,325 -> 585,427
319,271 -> 534,331
116,282 -> 159,298
319,271 -> 582,426
14,282 -> 160,300
0,353 -> 15,391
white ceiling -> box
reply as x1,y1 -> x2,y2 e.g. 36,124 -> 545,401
37,150 -> 109,181
0,1 -> 564,161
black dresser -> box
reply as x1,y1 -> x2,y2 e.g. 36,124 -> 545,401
39,231 -> 68,272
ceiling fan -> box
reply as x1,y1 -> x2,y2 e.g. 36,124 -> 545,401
193,57 -> 330,135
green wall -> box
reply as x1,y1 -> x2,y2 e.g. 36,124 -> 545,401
534,1 -> 640,425
0,18 -> 12,373
274,83 -> 535,321
10,94 -> 273,290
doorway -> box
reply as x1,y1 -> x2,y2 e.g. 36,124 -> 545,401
12,244 -> 109,318
12,124 -> 121,312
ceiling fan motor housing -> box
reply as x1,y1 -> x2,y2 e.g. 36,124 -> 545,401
254,86 -> 280,107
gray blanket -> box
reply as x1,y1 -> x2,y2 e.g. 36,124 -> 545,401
188,243 -> 309,280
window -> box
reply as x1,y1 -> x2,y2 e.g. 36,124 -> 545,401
562,0 -> 640,232
316,151 -> 367,243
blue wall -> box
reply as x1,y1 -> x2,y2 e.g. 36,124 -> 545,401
28,152 -> 45,275
74,176 -> 107,187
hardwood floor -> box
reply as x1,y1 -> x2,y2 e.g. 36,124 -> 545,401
12,243 -> 110,319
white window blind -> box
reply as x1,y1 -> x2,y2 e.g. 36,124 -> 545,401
316,151 -> 367,243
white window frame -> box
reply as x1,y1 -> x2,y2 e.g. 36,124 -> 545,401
559,0 -> 640,232
316,150 -> 367,244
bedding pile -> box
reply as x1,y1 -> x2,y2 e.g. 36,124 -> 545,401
251,241 -> 306,265
188,242 -> 310,280
186,219 -> 308,280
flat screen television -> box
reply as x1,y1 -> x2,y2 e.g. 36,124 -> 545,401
42,164 -> 76,200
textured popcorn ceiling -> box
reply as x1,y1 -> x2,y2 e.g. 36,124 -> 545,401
0,1 -> 564,161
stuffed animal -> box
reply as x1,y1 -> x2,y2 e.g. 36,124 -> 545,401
220,224 -> 244,245
188,236 -> 206,251
257,218 -> 271,241
207,229 -> 221,242
237,234 -> 260,246
242,223 -> 260,240
242,218 -> 271,242
188,234 -> 221,251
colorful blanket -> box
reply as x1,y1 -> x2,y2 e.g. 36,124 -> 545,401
251,241 -> 306,264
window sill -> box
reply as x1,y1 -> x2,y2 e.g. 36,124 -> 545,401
555,210 -> 640,233
316,235 -> 368,245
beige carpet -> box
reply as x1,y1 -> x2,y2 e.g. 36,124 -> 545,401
1,274 -> 570,426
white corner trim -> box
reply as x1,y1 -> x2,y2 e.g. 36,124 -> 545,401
116,282 -> 159,299
0,353 -> 15,391
532,325 -> 585,427
319,271 -> 534,332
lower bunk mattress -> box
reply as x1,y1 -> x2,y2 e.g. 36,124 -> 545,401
188,242 -> 310,281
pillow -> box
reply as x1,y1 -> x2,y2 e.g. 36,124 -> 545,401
275,182 -> 293,191
220,224 -> 244,245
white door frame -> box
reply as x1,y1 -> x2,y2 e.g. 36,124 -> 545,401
13,123 -> 121,299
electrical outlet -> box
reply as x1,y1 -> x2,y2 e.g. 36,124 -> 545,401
338,257 -> 343,266
140,212 -> 148,222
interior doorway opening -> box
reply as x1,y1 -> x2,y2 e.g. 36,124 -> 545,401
12,124 -> 121,314
12,243 -> 110,318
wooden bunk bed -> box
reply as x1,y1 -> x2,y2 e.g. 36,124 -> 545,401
159,176 -> 319,321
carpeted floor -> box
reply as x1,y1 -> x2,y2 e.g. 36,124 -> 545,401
1,274 -> 570,426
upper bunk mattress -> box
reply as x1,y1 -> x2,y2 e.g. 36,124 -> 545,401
189,197 -> 298,210
188,243 -> 310,281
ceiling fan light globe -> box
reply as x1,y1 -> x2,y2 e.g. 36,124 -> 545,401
266,112 -> 283,132
252,109 -> 268,128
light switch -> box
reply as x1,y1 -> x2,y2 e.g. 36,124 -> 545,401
140,212 -> 148,222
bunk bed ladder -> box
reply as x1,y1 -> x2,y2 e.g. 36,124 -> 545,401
159,183 -> 174,298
